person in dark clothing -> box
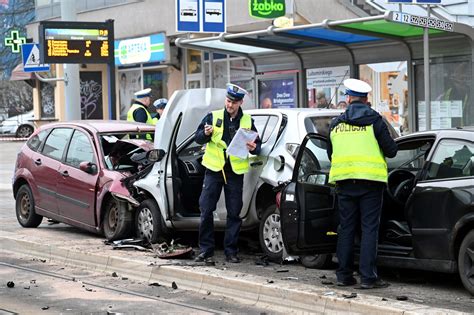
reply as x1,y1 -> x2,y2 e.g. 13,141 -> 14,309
327,79 -> 397,290
194,83 -> 262,264
126,88 -> 153,124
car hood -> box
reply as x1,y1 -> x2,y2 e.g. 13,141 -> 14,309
4,111 -> 34,123
154,88 -> 255,149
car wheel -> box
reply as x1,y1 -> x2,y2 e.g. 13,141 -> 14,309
16,125 -> 34,138
259,204 -> 284,261
135,199 -> 167,243
300,254 -> 333,269
458,230 -> 474,295
15,185 -> 43,228
103,199 -> 132,241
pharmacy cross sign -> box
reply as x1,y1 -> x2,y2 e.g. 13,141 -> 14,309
4,30 -> 26,53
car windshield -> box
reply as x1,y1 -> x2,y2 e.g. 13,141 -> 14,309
100,132 -> 154,170
386,140 -> 432,172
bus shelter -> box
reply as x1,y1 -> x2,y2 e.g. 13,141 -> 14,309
176,11 -> 474,134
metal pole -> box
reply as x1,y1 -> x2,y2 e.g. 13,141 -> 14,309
107,19 -> 116,120
61,0 -> 81,121
424,5 -> 431,130
209,52 -> 214,88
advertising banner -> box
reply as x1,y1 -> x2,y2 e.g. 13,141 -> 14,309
258,77 -> 296,108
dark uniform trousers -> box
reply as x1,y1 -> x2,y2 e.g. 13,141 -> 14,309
335,179 -> 385,285
198,169 -> 244,257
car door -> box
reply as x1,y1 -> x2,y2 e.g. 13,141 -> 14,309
34,127 -> 74,216
406,137 -> 474,261
280,133 -> 338,256
56,129 -> 99,227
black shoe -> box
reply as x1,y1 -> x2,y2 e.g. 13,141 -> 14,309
336,277 -> 357,286
225,255 -> 241,263
194,253 -> 214,264
357,279 -> 390,289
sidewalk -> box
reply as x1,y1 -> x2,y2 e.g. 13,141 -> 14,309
0,229 -> 468,314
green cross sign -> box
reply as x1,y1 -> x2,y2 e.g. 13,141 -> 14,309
4,30 -> 26,53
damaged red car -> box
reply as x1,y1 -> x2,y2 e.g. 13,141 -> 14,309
13,120 -> 156,241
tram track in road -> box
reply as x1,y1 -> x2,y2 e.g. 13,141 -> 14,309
0,260 -> 227,314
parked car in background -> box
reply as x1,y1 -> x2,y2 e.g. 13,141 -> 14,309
13,120 -> 156,241
0,111 -> 35,138
279,128 -> 474,294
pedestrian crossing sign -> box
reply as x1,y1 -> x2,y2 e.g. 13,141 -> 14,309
21,43 -> 50,73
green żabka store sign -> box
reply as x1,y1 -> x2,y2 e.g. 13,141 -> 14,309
249,0 -> 286,19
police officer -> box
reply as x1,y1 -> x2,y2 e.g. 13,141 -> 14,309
127,88 -> 154,124
327,79 -> 397,289
152,98 -> 168,124
194,83 -> 261,264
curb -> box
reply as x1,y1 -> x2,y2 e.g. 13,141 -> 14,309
0,235 -> 466,314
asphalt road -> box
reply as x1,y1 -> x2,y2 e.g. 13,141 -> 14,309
1,140 -> 474,313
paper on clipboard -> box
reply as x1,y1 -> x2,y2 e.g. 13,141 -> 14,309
226,128 -> 258,159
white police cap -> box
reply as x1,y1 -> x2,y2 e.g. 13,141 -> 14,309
343,79 -> 372,97
226,83 -> 248,101
134,88 -> 152,99
153,98 -> 168,109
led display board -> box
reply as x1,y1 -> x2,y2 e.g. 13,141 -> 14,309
39,21 -> 114,64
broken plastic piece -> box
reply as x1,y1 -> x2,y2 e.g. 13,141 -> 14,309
153,240 -> 193,259
7,281 -> 14,288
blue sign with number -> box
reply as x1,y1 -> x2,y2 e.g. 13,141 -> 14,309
177,0 -> 200,32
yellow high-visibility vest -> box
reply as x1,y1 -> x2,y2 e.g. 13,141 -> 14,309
127,103 -> 154,125
329,122 -> 387,184
201,109 -> 252,175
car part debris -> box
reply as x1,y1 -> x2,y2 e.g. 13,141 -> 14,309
281,276 -> 298,280
172,281 -> 178,289
105,238 -> 153,251
24,286 -> 30,290
153,240 -> 193,259
7,281 -> 14,288
149,282 -> 161,287
342,292 -> 357,299
276,269 -> 289,273
323,291 -> 336,296
111,272 -> 118,277
396,295 -> 408,301
41,306 -> 49,310
266,280 -> 274,284
321,280 -> 334,285
255,256 -> 269,266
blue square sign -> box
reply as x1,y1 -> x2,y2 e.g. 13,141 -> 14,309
21,43 -> 50,73
176,0 -> 226,33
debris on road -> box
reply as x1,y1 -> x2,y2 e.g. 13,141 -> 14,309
104,238 -> 153,252
255,256 -> 269,266
343,292 -> 357,299
172,281 -> 178,290
281,276 -> 298,281
276,269 -> 289,273
321,280 -> 334,285
7,281 -> 14,288
149,282 -> 161,287
111,272 -> 118,277
41,306 -> 49,310
153,240 -> 193,259
397,295 -> 408,301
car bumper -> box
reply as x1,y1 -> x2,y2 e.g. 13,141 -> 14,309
0,125 -> 16,134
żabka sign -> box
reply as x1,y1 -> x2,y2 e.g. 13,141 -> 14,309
249,0 -> 285,19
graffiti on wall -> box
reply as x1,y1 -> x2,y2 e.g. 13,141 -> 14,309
80,71 -> 103,119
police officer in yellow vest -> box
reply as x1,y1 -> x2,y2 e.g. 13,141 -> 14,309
327,79 -> 397,289
127,88 -> 154,125
194,83 -> 261,264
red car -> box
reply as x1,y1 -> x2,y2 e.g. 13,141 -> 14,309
13,120 -> 155,240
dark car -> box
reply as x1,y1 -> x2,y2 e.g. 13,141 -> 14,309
13,120 -> 155,241
279,128 -> 474,294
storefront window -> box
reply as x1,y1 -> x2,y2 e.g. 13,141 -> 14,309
306,66 -> 350,109
118,69 -> 141,120
415,58 -> 472,130
187,49 -> 202,74
258,76 -> 297,109
144,69 -> 167,99
360,62 -> 408,135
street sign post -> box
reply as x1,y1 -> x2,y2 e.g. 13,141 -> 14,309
21,43 -> 50,73
176,0 -> 226,33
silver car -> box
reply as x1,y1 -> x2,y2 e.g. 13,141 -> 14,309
120,88 -> 395,266
0,111 -> 35,138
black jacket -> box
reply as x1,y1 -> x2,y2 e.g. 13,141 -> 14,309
327,102 -> 398,160
195,107 -> 262,172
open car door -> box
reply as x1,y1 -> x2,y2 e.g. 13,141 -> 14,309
280,133 -> 338,255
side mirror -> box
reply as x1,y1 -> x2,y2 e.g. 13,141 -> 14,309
79,161 -> 98,174
147,149 -> 166,162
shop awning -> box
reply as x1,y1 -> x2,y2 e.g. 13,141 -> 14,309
10,63 -> 34,81
176,11 -> 474,57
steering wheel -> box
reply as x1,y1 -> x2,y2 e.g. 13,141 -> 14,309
387,169 -> 415,206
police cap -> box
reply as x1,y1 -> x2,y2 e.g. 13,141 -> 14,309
134,88 -> 152,99
343,79 -> 372,97
226,83 -> 247,102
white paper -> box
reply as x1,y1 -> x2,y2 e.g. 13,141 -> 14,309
226,128 -> 258,159
439,117 -> 452,129
418,101 -> 426,118
440,101 -> 451,117
431,101 -> 440,118
431,117 -> 441,130
418,117 -> 426,131
451,100 -> 463,117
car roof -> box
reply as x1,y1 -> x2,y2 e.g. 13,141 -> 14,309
397,127 -> 474,141
245,108 -> 344,116
39,120 -> 156,133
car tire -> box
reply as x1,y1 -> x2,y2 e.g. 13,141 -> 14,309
300,254 -> 333,269
259,204 -> 284,261
16,125 -> 34,138
458,230 -> 474,295
135,199 -> 167,243
103,199 -> 132,241
15,185 -> 43,228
